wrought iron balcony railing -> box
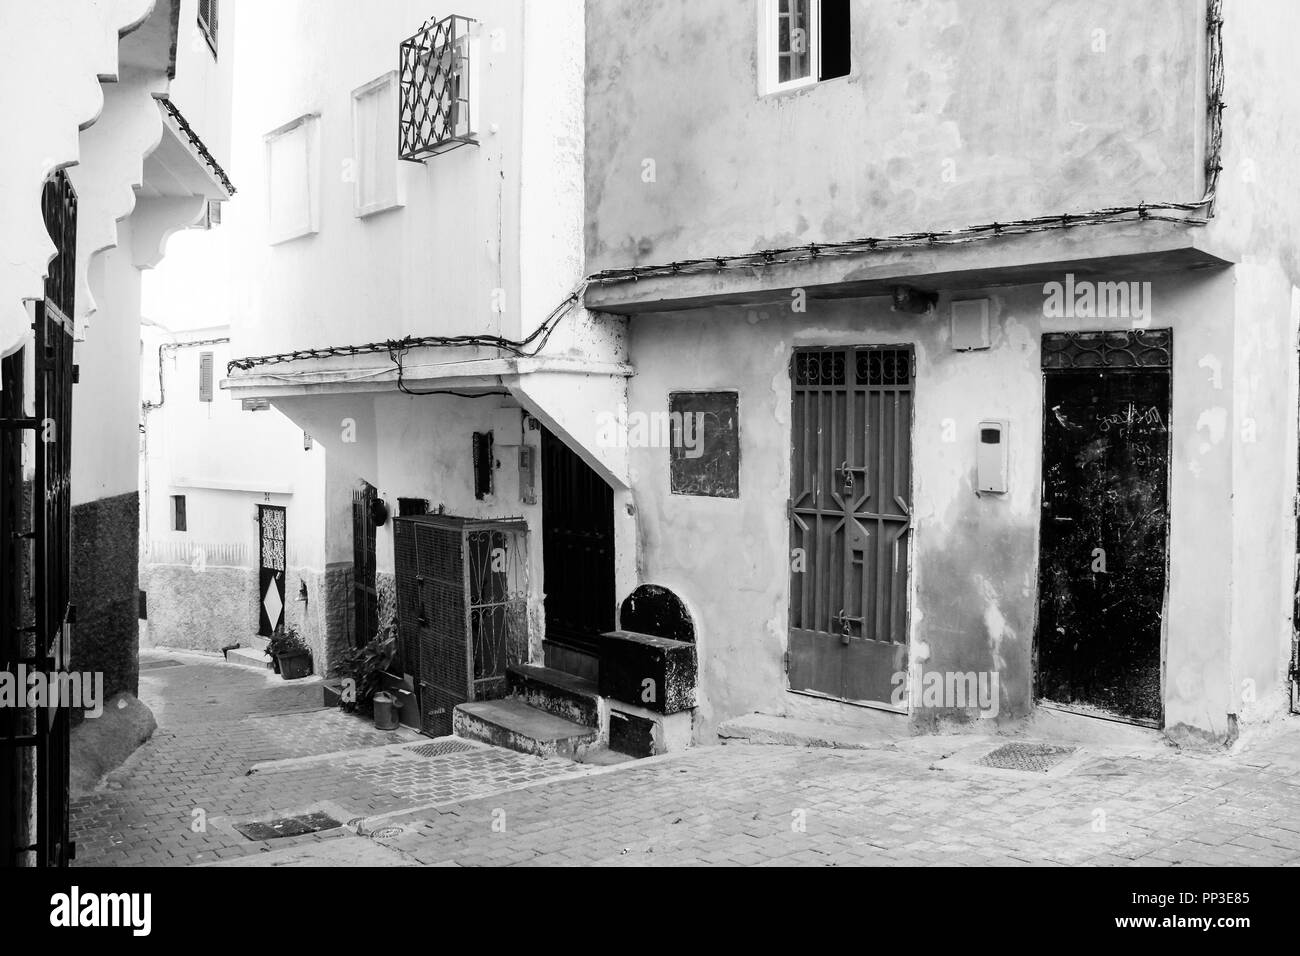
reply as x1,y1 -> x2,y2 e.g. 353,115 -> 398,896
399,14 -> 478,162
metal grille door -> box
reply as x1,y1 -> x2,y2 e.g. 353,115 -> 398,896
788,346 -> 913,707
258,505 -> 286,637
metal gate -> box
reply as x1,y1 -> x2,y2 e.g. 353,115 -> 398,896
1,169 -> 77,866
1036,330 -> 1171,726
787,346 -> 913,707
258,505 -> 286,636
351,482 -> 378,648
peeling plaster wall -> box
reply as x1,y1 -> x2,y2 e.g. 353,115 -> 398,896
585,0 -> 1202,273
627,272 -> 1237,740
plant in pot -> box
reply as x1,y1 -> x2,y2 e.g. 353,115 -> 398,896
266,626 -> 312,680
339,618 -> 397,718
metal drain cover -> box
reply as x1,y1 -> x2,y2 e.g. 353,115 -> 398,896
407,740 -> 475,759
977,743 -> 1077,773
370,826 -> 404,840
234,812 -> 342,841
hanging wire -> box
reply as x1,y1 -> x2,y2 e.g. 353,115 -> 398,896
228,0 -> 1224,380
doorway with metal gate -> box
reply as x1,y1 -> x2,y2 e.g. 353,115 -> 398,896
786,346 -> 914,709
540,429 -> 615,681
258,504 -> 287,637
1036,330 -> 1172,727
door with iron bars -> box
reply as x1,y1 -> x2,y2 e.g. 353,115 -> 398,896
788,346 -> 913,707
1037,330 -> 1171,726
258,505 -> 287,636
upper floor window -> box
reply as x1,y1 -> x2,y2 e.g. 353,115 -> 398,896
265,114 -> 321,245
760,0 -> 851,95
198,0 -> 218,58
399,14 -> 480,161
352,72 -> 406,217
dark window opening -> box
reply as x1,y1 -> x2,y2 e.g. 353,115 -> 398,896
472,432 -> 494,500
818,0 -> 851,81
171,495 -> 187,532
198,0 -> 218,57
398,497 -> 429,517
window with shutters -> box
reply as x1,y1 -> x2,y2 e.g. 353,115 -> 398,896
265,114 -> 321,244
759,0 -> 851,95
198,351 -> 214,402
352,73 -> 405,217
171,495 -> 188,532
473,431 -> 494,500
198,0 -> 218,57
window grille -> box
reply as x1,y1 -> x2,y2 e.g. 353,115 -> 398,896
399,14 -> 479,161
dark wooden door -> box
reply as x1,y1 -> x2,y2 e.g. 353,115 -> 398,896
788,347 -> 913,707
258,505 -> 286,637
1037,332 -> 1171,725
541,430 -> 614,660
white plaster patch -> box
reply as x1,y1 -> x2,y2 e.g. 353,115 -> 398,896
1195,406 -> 1227,454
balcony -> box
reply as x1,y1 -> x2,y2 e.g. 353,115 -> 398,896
399,14 -> 478,162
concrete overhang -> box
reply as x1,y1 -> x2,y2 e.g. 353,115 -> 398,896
583,220 -> 1238,315
138,101 -> 233,202
221,354 -> 634,400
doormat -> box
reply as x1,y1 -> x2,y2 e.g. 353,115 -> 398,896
139,659 -> 184,670
234,812 -> 342,842
407,740 -> 476,759
977,743 -> 1077,774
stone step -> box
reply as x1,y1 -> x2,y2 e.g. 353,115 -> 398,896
227,646 -> 275,671
506,663 -> 600,728
453,698 -> 598,760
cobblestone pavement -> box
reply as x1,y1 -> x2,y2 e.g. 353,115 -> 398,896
361,722 -> 1300,867
71,650 -> 590,866
76,649 -> 1300,867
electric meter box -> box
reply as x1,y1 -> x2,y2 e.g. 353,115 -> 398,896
977,420 -> 1008,494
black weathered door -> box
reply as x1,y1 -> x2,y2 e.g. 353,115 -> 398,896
351,482 -> 378,648
258,505 -> 287,637
541,429 -> 614,672
788,347 -> 913,707
1037,331 -> 1172,726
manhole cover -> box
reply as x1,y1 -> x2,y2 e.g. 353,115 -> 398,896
370,826 -> 404,840
139,659 -> 184,670
234,812 -> 341,841
407,740 -> 475,759
977,743 -> 1077,773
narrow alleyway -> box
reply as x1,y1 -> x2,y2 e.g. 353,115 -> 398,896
74,648 -> 1300,867
70,650 -> 594,866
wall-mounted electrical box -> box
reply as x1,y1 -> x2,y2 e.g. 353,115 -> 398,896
518,446 -> 536,505
951,299 -> 991,351
977,420 -> 1008,494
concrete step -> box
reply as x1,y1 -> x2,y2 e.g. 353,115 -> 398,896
506,663 -> 600,728
227,646 -> 275,671
454,698 -> 598,760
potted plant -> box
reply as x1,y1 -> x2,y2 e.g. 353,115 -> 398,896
339,619 -> 397,717
266,626 -> 313,680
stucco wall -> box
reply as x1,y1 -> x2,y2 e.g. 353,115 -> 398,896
625,270 -> 1238,740
585,0 -> 1203,273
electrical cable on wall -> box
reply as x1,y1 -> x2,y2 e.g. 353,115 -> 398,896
227,0 -> 1224,382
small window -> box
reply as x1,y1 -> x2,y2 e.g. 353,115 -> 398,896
198,0 -> 218,58
397,497 -> 429,517
198,351 -> 214,402
171,495 -> 188,532
472,432 -> 494,500
760,0 -> 851,95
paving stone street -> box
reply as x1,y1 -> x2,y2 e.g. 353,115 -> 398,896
73,649 -> 1300,867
